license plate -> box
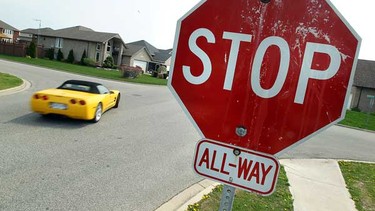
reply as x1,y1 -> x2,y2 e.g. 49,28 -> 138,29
50,103 -> 67,110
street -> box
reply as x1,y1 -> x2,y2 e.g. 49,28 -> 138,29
1,59 -> 374,210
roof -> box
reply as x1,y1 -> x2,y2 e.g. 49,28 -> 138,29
123,44 -> 145,56
127,40 -> 172,63
353,59 -> 375,89
0,20 -> 19,31
22,26 -> 124,44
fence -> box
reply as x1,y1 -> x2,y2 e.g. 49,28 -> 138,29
0,42 -> 44,58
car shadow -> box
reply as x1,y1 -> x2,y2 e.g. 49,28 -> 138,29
6,113 -> 91,129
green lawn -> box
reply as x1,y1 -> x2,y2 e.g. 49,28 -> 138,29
0,72 -> 23,90
0,54 -> 167,85
339,110 -> 375,131
188,166 -> 293,211
339,161 -> 375,211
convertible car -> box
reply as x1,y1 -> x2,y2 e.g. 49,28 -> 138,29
30,80 -> 120,122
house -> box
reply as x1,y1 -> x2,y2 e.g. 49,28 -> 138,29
123,40 -> 172,74
0,20 -> 20,43
350,59 -> 375,112
21,26 -> 126,66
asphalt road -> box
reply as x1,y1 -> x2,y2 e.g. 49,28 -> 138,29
1,59 -> 374,210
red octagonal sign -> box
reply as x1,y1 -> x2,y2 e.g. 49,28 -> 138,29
169,0 -> 361,155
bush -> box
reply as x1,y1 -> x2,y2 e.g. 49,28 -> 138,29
57,49 -> 64,61
103,56 -> 115,68
46,48 -> 54,60
83,58 -> 97,67
80,50 -> 87,65
157,65 -> 168,79
67,49 -> 75,63
119,65 -> 143,78
26,41 -> 36,58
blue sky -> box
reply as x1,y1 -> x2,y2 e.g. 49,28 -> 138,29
1,0 -> 374,60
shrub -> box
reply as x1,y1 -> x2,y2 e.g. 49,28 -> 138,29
103,56 -> 115,68
46,48 -> 54,60
119,65 -> 143,78
26,41 -> 36,58
67,49 -> 75,63
57,49 -> 64,61
80,50 -> 87,65
157,65 -> 168,79
83,58 -> 97,67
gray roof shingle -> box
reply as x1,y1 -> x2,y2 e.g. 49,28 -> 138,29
353,59 -> 375,89
127,40 -> 172,63
0,20 -> 19,31
22,26 -> 123,43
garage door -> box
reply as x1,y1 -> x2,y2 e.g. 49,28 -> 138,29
133,60 -> 148,72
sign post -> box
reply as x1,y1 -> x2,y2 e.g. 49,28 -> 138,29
169,0 -> 361,209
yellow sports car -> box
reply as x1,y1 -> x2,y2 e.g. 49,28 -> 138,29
30,80 -> 121,122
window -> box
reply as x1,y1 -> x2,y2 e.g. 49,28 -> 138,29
96,43 -> 101,50
97,85 -> 110,94
55,38 -> 63,48
96,52 -> 100,62
107,42 -> 111,52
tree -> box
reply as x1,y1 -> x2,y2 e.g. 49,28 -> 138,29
67,49 -> 75,63
80,50 -> 87,65
46,48 -> 54,60
57,49 -> 64,61
26,41 -> 36,58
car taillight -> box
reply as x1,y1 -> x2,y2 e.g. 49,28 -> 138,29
34,94 -> 39,99
70,99 -> 76,104
42,95 -> 48,100
79,100 -> 86,105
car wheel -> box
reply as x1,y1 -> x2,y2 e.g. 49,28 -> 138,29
92,103 -> 102,123
114,93 -> 120,108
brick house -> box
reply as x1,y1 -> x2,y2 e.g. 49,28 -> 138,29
21,26 -> 126,66
0,20 -> 20,43
350,59 -> 375,112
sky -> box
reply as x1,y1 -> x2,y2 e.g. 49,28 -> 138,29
1,0 -> 374,60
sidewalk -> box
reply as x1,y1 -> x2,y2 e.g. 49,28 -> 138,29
156,159 -> 357,211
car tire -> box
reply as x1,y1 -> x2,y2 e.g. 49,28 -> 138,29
92,103 -> 102,123
114,93 -> 120,108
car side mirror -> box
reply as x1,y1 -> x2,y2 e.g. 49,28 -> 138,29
110,91 -> 115,94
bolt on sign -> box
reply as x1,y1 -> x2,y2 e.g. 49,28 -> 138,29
168,0 -> 361,195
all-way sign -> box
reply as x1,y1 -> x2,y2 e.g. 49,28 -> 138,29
194,139 -> 280,195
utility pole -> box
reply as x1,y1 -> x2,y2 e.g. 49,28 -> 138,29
34,19 -> 41,58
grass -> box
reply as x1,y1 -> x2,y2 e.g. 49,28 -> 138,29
339,110 -> 375,131
0,54 -> 167,85
339,161 -> 375,211
187,166 -> 293,211
0,72 -> 23,90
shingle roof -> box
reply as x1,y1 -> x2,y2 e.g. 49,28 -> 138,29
353,59 -> 375,89
22,26 -> 123,44
123,44 -> 145,56
0,20 -> 19,31
127,40 -> 172,63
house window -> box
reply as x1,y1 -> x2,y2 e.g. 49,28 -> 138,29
96,52 -> 100,62
55,38 -> 63,48
107,42 -> 111,52
96,43 -> 101,50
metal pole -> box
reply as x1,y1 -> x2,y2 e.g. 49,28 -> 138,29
218,185 -> 236,211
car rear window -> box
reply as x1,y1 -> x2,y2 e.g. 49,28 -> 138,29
60,83 -> 92,92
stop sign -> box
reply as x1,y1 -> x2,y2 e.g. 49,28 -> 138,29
169,0 -> 361,155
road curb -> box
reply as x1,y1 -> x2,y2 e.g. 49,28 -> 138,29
155,180 -> 219,211
336,123 -> 375,134
0,79 -> 31,96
